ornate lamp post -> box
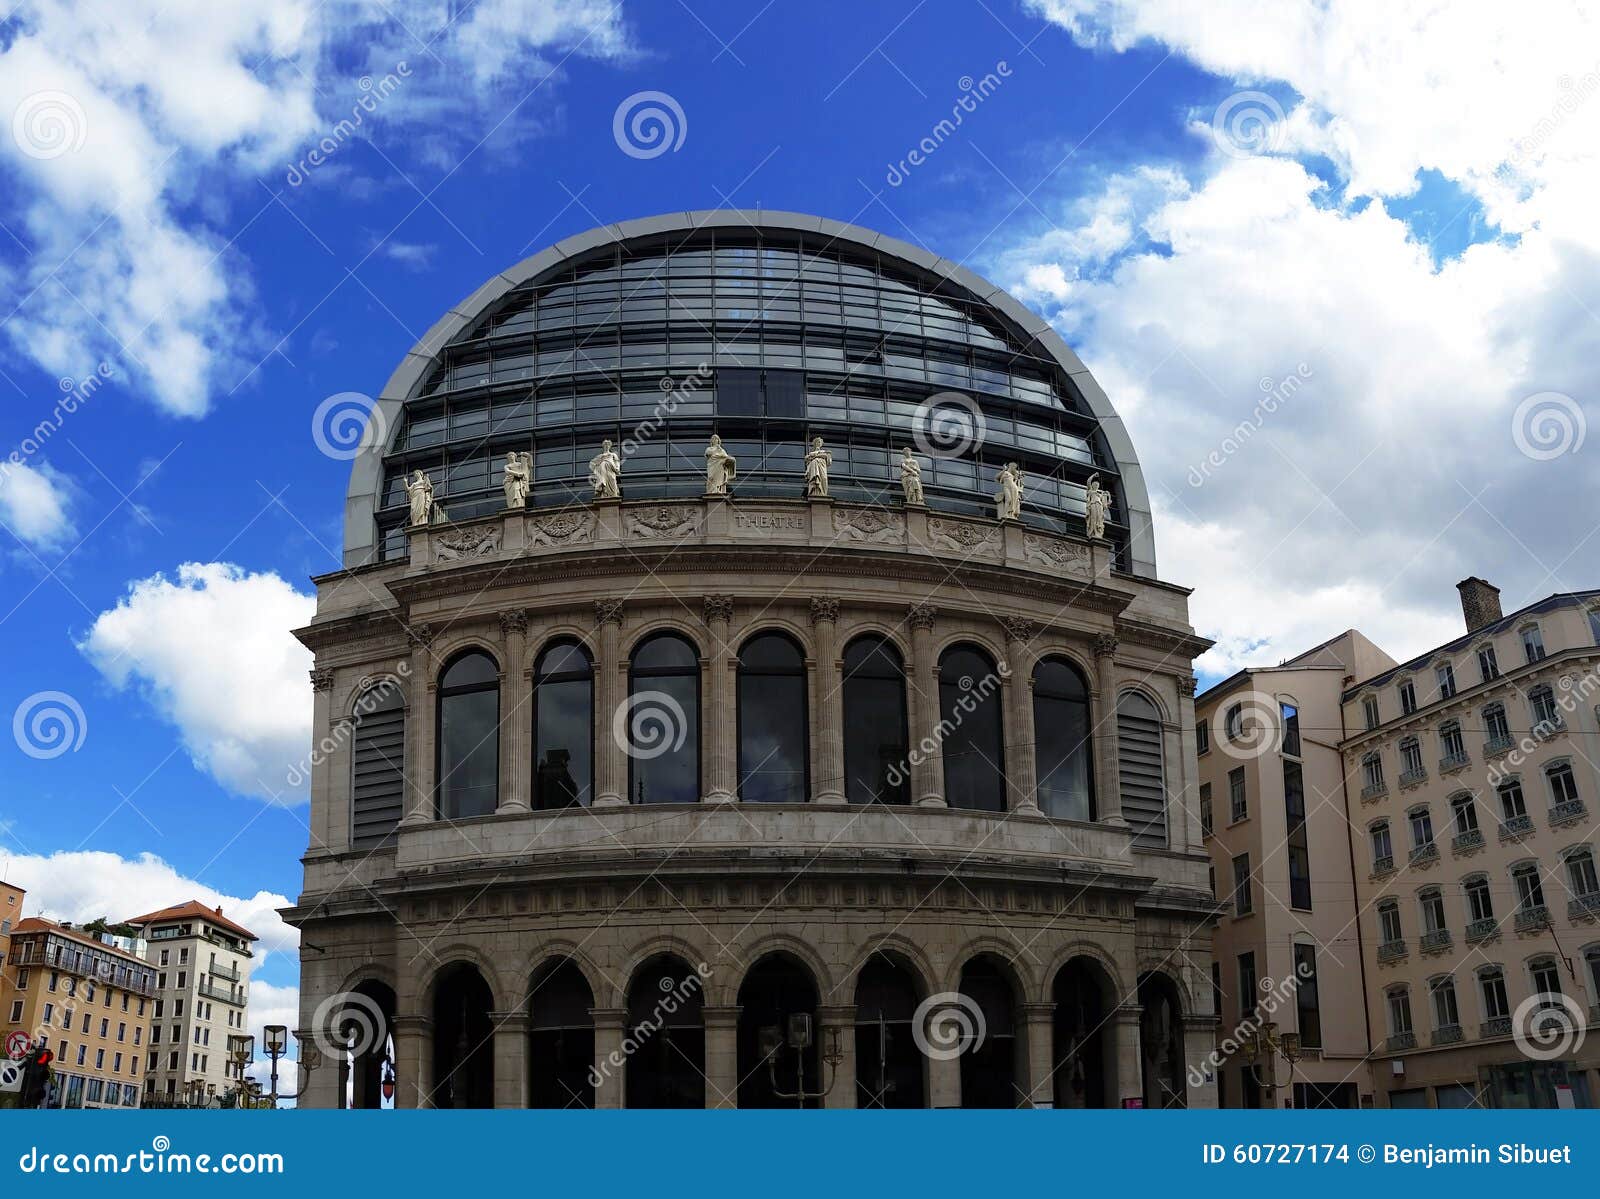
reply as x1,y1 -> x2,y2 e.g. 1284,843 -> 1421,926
261,1025 -> 323,1107
1239,1020 -> 1302,1108
760,1016 -> 844,1108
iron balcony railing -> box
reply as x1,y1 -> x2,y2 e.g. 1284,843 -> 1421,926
1568,894 -> 1600,921
1377,939 -> 1408,963
1550,799 -> 1588,827
1465,917 -> 1499,943
1484,734 -> 1515,757
1439,751 -> 1471,773
195,981 -> 246,1007
1452,829 -> 1485,853
1432,1024 -> 1464,1046
1420,929 -> 1453,953
1513,905 -> 1551,933
1371,855 -> 1395,876
1386,1032 -> 1417,1051
1499,814 -> 1535,841
1361,781 -> 1388,801
1398,766 -> 1429,788
1409,842 -> 1440,867
1480,1016 -> 1513,1039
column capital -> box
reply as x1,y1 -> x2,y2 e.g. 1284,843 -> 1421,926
1093,632 -> 1118,658
1002,617 -> 1036,645
309,667 -> 335,692
488,1011 -> 530,1030
406,621 -> 436,649
1112,1004 -> 1143,1023
703,594 -> 736,624
392,1015 -> 434,1034
816,1004 -> 855,1025
498,608 -> 528,637
594,599 -> 625,626
701,1004 -> 741,1027
588,1006 -> 627,1030
809,597 -> 840,625
907,603 -> 937,631
1177,674 -> 1198,697
1020,1001 -> 1055,1022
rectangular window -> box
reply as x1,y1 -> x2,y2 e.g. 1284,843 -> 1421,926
1590,608 -> 1600,645
1479,970 -> 1509,1020
1387,989 -> 1413,1035
1371,822 -> 1393,865
1522,626 -> 1546,663
1237,952 -> 1257,1016
1232,853 -> 1253,915
1280,702 -> 1301,758
1363,695 -> 1379,730
1430,978 -> 1459,1030
1293,944 -> 1321,1049
1436,663 -> 1456,699
1283,759 -> 1312,910
6,1000 -> 20,1023
1479,645 -> 1499,682
1196,719 -> 1210,756
1229,767 -> 1248,822
1399,680 -> 1417,715
1466,878 -> 1494,923
1379,904 -> 1403,943
1199,782 -> 1213,836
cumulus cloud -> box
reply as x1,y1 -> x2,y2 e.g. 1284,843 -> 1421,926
243,978 -> 303,1097
0,849 -> 297,962
0,461 -> 75,549
0,1 -> 631,418
993,5 -> 1600,676
78,563 -> 316,802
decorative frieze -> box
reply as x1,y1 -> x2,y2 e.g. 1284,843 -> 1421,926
1022,533 -> 1090,573
433,524 -> 501,561
626,504 -> 699,539
927,517 -> 1001,555
833,508 -> 904,545
526,510 -> 593,547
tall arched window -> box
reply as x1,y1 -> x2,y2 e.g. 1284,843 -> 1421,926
627,632 -> 700,805
350,682 -> 405,849
737,632 -> 809,804
1117,691 -> 1167,848
436,650 -> 500,820
938,644 -> 1006,812
841,635 -> 908,805
532,639 -> 593,810
1033,657 -> 1094,821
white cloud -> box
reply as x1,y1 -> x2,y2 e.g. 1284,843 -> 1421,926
243,978 -> 302,1098
0,461 -> 75,549
0,1 -> 631,417
0,849 -> 297,962
77,562 -> 316,802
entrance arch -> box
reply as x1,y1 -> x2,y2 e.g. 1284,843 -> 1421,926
528,958 -> 595,1108
338,980 -> 396,1109
737,954 -> 822,1108
624,955 -> 705,1108
958,955 -> 1020,1107
854,952 -> 926,1108
431,963 -> 494,1108
1140,971 -> 1188,1108
1052,958 -> 1113,1108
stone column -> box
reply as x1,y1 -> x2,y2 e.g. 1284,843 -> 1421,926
590,1007 -> 626,1109
907,604 -> 945,808
927,1048 -> 961,1107
308,669 -> 338,854
490,1011 -> 528,1108
593,602 -> 626,807
810,599 -> 846,804
1113,1004 -> 1143,1107
400,624 -> 436,825
392,1015 -> 434,1109
497,610 -> 530,814
819,1005 -> 856,1108
702,1004 -> 740,1109
703,595 -> 737,803
1093,633 -> 1125,825
1002,620 -> 1040,816
1021,1001 -> 1054,1107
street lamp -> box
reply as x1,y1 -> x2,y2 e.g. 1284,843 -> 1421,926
1240,1020 -> 1303,1107
260,1025 -> 323,1106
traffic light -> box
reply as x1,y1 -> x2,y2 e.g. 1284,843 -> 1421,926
21,1046 -> 53,1109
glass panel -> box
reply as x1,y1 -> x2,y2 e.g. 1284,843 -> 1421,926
738,634 -> 807,804
1034,658 -> 1093,821
939,647 -> 1006,812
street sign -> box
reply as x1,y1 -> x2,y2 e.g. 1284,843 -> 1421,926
0,1059 -> 23,1093
4,1031 -> 30,1060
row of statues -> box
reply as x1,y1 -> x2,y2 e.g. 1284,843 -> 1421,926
405,437 -> 1110,536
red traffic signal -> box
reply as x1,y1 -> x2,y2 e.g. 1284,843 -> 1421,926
34,1048 -> 53,1067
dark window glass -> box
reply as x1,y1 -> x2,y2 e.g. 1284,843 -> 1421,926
716,367 -> 762,416
533,639 -> 594,810
627,633 -> 701,804
737,633 -> 808,804
436,650 -> 500,819
958,959 -> 1016,1108
854,955 -> 925,1108
737,956 -> 820,1108
625,957 -> 705,1109
1293,944 -> 1322,1049
528,960 -> 595,1109
1283,759 -> 1312,910
1033,658 -> 1094,821
939,645 -> 1006,812
764,369 -> 805,418
841,636 -> 908,804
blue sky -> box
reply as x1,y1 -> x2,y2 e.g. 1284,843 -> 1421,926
0,2 -> 1594,1071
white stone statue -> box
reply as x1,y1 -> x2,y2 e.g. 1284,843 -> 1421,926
995,462 -> 1023,521
589,440 -> 622,500
803,437 -> 832,498
405,470 -> 434,527
502,451 -> 532,510
704,434 -> 737,496
899,447 -> 924,505
1084,473 -> 1110,540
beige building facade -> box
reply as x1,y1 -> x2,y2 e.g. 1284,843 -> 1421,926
0,917 -> 156,1108
1344,581 -> 1600,1108
286,211 -> 1219,1111
125,901 -> 258,1103
1197,631 -> 1396,1108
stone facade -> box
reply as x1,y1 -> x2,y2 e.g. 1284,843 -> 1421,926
286,494 -> 1217,1109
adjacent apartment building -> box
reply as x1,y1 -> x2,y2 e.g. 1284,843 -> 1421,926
1199,580 -> 1600,1109
1198,630 -> 1397,1109
0,881 -> 23,968
0,917 -> 157,1108
1345,581 -> 1600,1108
124,901 -> 257,1102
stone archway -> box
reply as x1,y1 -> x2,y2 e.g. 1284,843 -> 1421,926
528,958 -> 595,1108
853,951 -> 926,1108
737,953 -> 822,1108
1052,958 -> 1113,1108
431,963 -> 495,1109
1139,971 -> 1187,1109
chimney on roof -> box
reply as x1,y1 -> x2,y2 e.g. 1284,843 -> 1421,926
1457,577 -> 1503,633
215,906 -> 223,916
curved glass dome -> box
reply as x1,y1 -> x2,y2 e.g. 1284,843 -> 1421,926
346,212 -> 1155,575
